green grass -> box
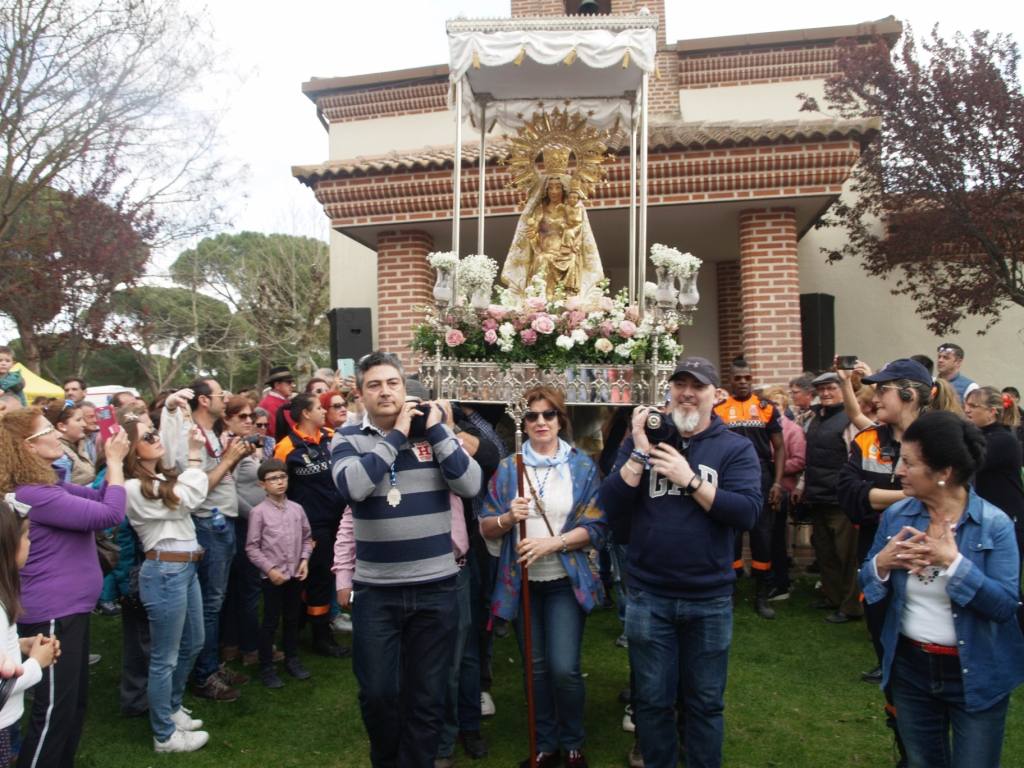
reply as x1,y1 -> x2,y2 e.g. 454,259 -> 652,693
74,576 -> 1024,767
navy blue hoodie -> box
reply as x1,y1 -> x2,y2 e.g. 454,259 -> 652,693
599,414 -> 762,599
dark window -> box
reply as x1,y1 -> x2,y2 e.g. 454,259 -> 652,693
565,0 -> 611,14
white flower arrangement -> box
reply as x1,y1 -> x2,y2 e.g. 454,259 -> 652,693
428,251 -> 458,271
649,243 -> 702,279
555,334 -> 575,350
457,254 -> 499,294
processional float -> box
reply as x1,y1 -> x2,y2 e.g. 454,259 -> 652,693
415,10 -> 702,757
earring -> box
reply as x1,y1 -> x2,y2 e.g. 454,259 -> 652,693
938,480 -> 946,487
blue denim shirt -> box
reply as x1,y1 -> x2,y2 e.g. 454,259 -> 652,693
860,490 -> 1024,711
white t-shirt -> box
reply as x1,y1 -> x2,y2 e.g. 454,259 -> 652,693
0,605 -> 43,729
524,463 -> 574,583
900,554 -> 963,646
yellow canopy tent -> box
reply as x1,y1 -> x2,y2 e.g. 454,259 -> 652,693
11,363 -> 64,404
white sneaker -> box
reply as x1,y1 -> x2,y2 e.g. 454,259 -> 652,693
331,613 -> 353,633
169,707 -> 203,731
622,704 -> 635,733
480,691 -> 496,717
154,728 -> 209,753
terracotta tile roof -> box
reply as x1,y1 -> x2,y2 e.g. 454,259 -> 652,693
291,117 -> 879,185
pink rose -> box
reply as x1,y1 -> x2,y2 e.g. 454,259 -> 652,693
625,305 -> 640,322
482,318 -> 498,332
568,310 -> 586,328
599,297 -> 615,312
531,314 -> 556,335
484,329 -> 498,345
619,320 -> 637,338
599,320 -> 615,338
520,329 -> 538,345
487,305 -> 508,321
444,328 -> 466,347
564,296 -> 583,312
526,297 -> 547,312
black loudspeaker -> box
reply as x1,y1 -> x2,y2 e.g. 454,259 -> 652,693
327,307 -> 373,364
799,293 -> 835,373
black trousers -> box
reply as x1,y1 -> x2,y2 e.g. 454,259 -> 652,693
18,612 -> 90,768
119,604 -> 151,716
260,578 -> 303,664
303,523 -> 339,624
734,472 -> 774,578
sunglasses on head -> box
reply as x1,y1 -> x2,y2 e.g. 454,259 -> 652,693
524,409 -> 558,424
140,431 -> 160,445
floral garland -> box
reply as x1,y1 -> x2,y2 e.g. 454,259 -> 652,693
649,243 -> 702,279
412,276 -> 684,369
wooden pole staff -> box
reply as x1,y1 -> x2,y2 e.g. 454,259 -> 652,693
515,424 -> 537,760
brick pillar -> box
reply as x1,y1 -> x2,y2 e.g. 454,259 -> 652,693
716,260 -> 742,379
376,230 -> 434,368
737,208 -> 803,385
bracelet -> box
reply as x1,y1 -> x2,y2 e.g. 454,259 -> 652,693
685,475 -> 703,495
497,514 -> 507,530
630,448 -> 649,464
559,534 -> 569,554
622,461 -> 643,476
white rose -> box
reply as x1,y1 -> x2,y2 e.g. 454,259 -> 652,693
614,341 -> 634,358
555,335 -> 574,350
498,322 -> 515,338
594,337 -> 614,354
571,328 -> 588,344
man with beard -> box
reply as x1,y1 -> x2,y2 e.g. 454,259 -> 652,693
714,358 -> 785,619
599,357 -> 761,768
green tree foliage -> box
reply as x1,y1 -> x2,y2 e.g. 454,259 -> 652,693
802,25 -> 1024,334
171,232 -> 331,384
108,285 -> 242,398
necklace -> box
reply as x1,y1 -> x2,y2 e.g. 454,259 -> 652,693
532,466 -> 553,499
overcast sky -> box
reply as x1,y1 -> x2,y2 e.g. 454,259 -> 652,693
201,0 -> 1024,241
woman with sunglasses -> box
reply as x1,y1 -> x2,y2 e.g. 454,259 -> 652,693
123,417 -> 212,752
480,386 -> 606,768
320,391 -> 348,430
218,396 -> 267,667
0,406 -> 128,766
251,408 -> 275,459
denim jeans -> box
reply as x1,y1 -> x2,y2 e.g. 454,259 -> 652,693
139,559 -> 204,743
221,515 -> 261,654
627,590 -> 733,768
891,638 -> 1010,768
352,577 -> 458,768
512,577 -> 587,753
192,515 -> 235,683
436,566 -> 473,758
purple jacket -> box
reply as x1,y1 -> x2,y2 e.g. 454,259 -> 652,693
15,483 -> 126,624
245,498 -> 313,580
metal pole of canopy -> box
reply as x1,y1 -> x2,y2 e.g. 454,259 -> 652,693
628,95 -> 638,307
478,100 -> 486,255
638,72 -> 649,317
452,78 -> 463,306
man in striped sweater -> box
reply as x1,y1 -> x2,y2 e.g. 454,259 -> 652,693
331,351 -> 481,768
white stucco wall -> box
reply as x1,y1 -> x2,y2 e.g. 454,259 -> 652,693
329,111 -> 455,158
799,214 -> 1024,390
329,230 -> 379,345
679,80 -> 827,123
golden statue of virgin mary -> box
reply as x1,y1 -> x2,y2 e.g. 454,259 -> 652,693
500,110 -> 608,303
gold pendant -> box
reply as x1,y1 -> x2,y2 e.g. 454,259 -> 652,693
387,487 -> 402,507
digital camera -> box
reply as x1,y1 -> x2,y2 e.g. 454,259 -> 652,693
643,409 -> 677,445
408,401 -> 433,439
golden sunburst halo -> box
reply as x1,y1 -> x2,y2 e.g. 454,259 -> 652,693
503,108 -> 610,204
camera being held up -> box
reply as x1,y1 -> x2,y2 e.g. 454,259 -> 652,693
406,399 -> 434,439
643,407 -> 678,447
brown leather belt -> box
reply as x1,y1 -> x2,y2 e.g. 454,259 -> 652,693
906,637 -> 959,656
145,549 -> 204,562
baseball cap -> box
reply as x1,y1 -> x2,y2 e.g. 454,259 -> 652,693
669,357 -> 720,387
862,359 -> 932,387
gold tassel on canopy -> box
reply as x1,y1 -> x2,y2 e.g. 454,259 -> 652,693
563,48 -> 577,66
513,47 -> 526,66
621,50 -> 630,68
472,49 -> 480,69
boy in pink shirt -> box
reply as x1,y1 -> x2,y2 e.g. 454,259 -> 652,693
245,459 -> 313,688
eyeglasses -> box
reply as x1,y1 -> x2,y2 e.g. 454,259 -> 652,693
24,426 -> 55,442
262,473 -> 288,483
254,422 -> 268,429
524,409 -> 558,424
329,403 -> 346,410
236,413 -> 253,420
877,385 -> 901,394
140,431 -> 160,445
